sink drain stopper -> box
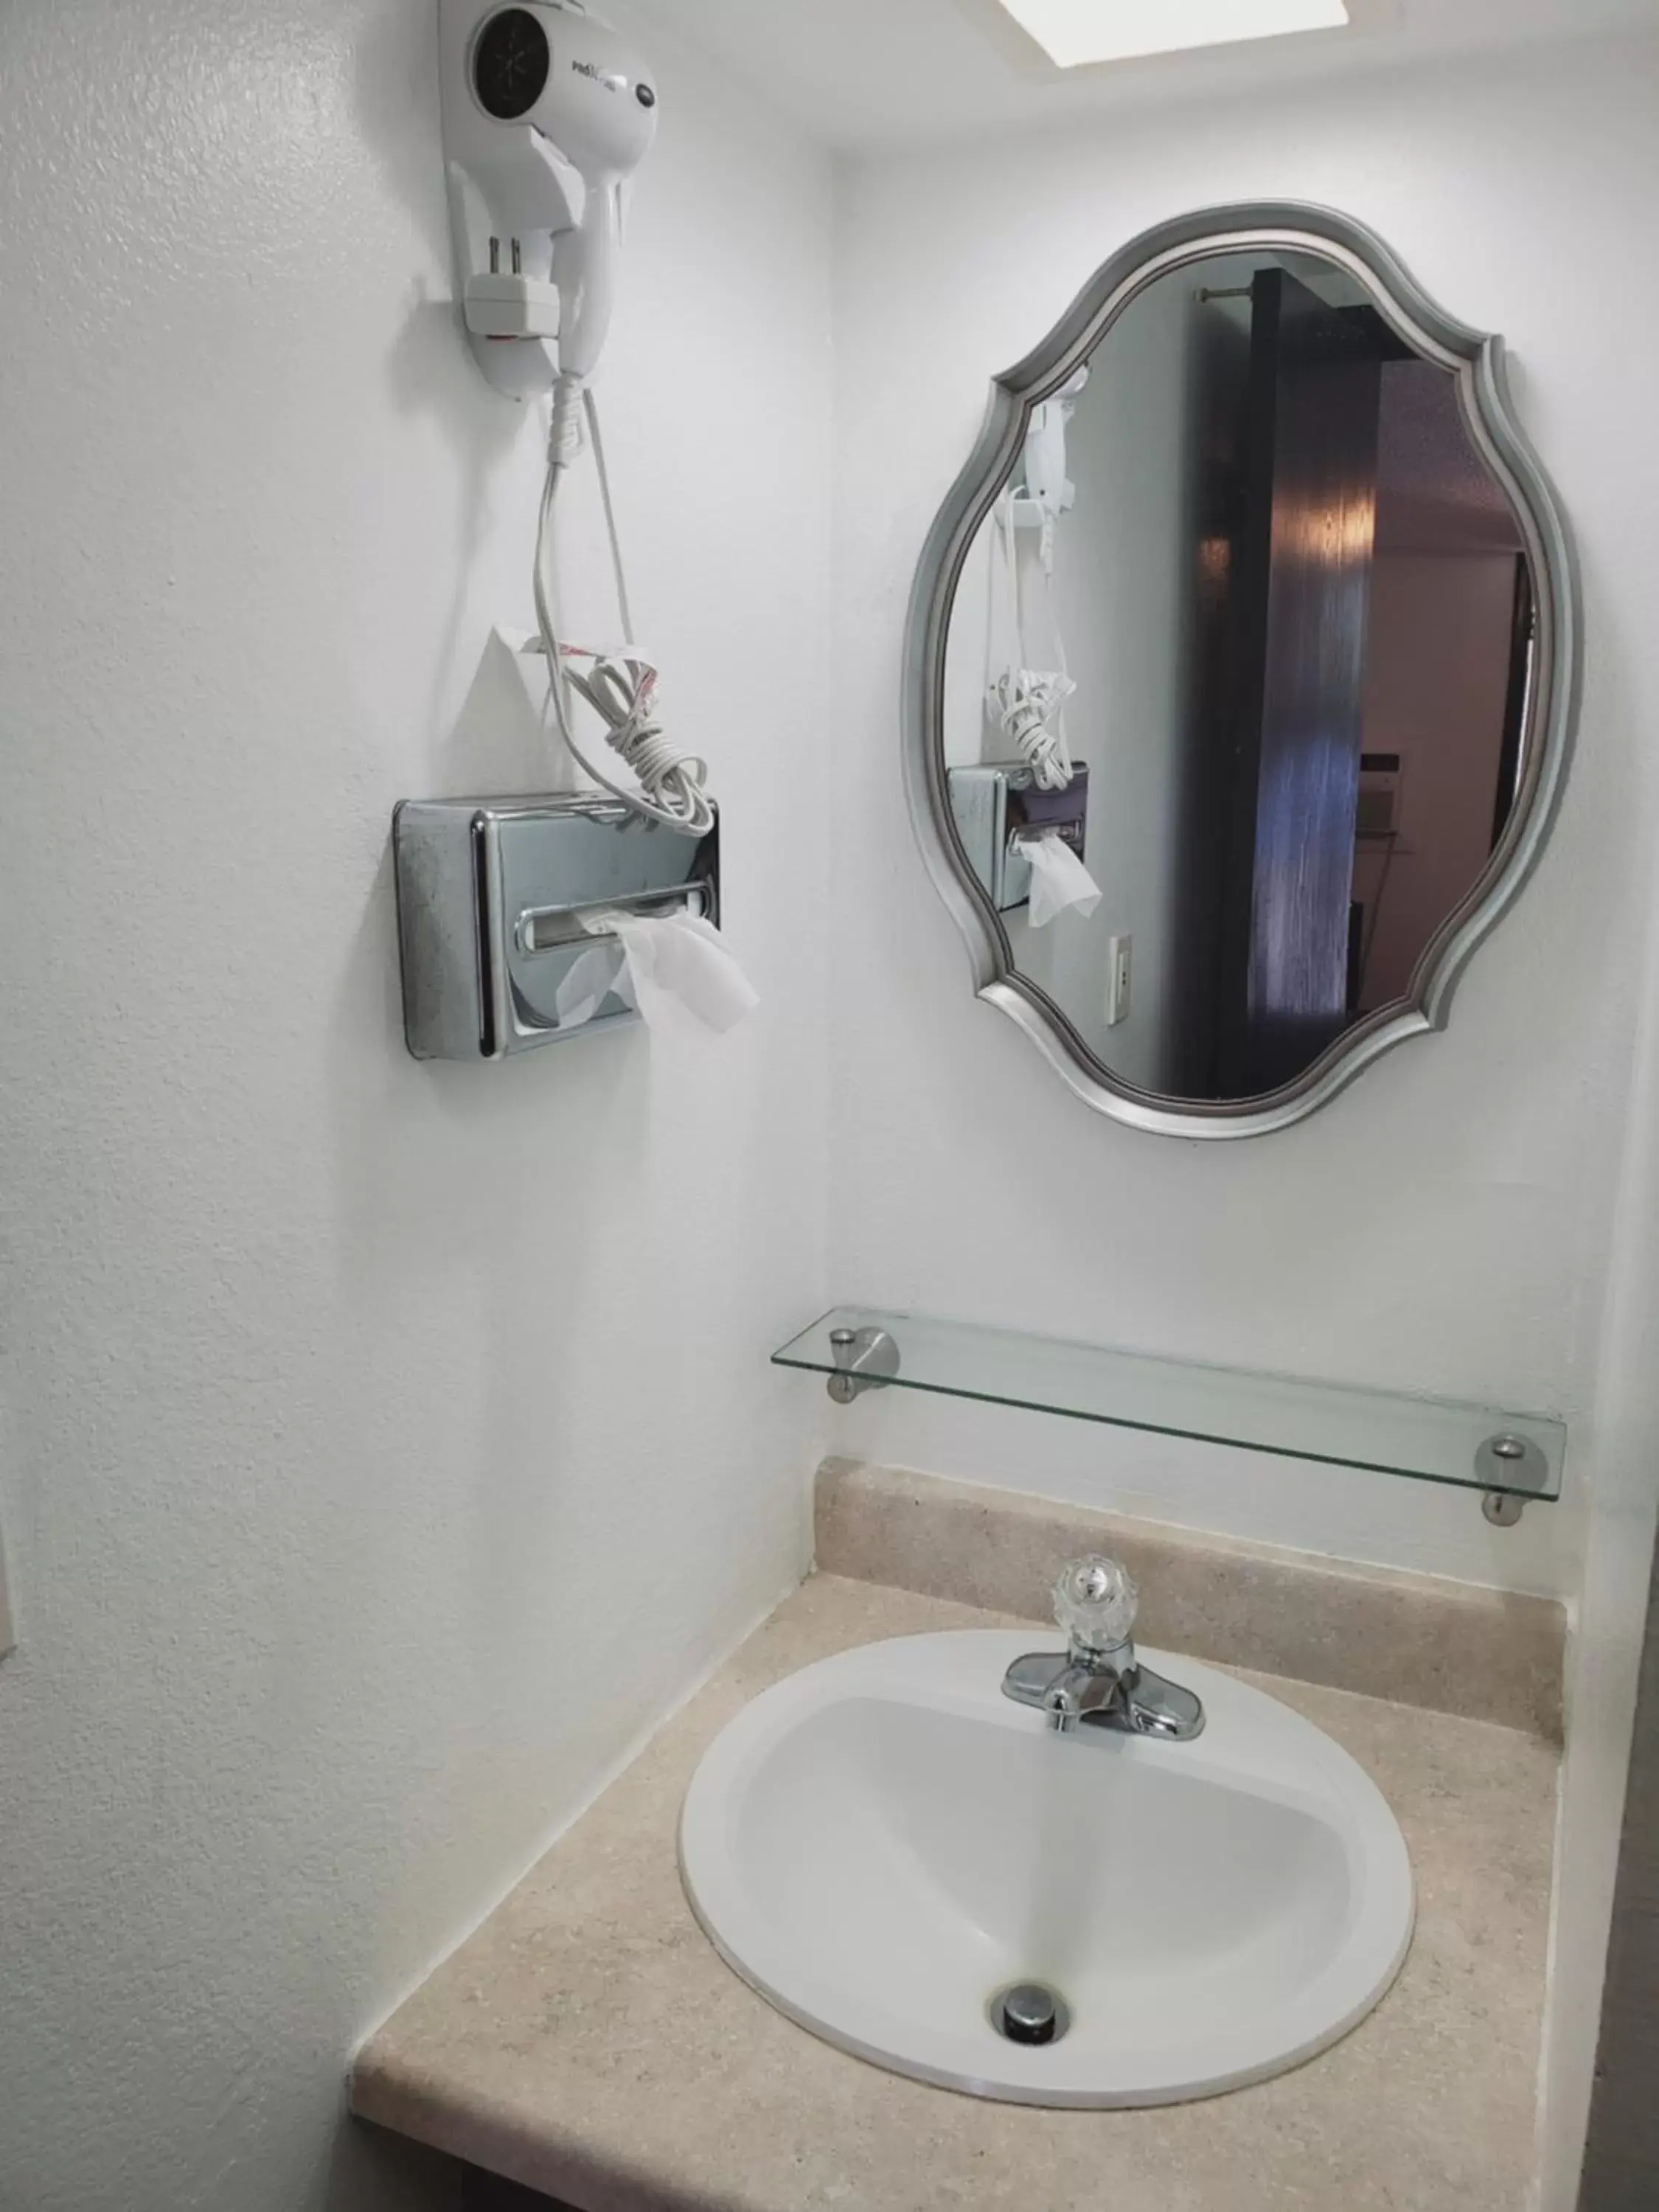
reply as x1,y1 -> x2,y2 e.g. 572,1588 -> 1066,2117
990,1982 -> 1070,2047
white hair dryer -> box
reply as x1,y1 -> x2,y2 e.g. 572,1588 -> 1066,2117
437,2 -> 715,838
438,0 -> 658,398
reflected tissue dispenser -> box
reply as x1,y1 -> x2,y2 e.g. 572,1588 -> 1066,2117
393,795 -> 721,1060
947,761 -> 1090,917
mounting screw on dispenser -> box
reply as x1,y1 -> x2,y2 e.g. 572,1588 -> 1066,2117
826,1326 -> 900,1405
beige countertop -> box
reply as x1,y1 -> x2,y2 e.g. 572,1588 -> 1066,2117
352,1574 -> 1557,2212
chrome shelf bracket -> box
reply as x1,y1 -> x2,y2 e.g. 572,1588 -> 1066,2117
827,1326 -> 900,1405
1477,1434 -> 1547,1524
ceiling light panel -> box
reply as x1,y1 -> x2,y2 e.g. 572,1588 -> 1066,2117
995,0 -> 1350,70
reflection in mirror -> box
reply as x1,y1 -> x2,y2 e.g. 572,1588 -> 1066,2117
944,247 -> 1536,1105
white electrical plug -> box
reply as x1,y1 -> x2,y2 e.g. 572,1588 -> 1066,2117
464,269 -> 561,341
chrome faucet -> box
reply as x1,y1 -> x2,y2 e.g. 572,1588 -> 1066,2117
1001,1555 -> 1205,1741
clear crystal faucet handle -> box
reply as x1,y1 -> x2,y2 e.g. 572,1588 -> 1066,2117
1053,1555 -> 1138,1654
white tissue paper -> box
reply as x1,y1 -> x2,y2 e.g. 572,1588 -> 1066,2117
553,939 -> 639,1032
1021,832 -> 1102,928
554,909 -> 759,1036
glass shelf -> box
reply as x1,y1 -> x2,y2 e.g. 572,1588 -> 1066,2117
773,1307 -> 1565,1502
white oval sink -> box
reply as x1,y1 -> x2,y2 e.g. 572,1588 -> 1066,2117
679,1631 -> 1413,2107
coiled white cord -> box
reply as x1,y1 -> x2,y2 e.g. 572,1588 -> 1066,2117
990,667 -> 1077,791
533,373 -> 714,836
986,498 -> 1076,791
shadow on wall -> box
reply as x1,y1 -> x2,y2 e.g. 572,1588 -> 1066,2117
461,2164 -> 577,2210
437,629 -> 570,796
325,817 -> 651,1720
325,2113 -> 465,2212
353,0 -> 529,745
352,0 -> 452,270
1579,1528 -> 1659,2204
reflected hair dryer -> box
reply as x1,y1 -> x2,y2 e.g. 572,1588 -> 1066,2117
439,0 -> 658,397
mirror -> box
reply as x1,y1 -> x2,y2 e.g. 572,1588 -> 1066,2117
907,205 -> 1576,1138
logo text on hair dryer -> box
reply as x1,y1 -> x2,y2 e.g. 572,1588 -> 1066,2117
574,59 -> 628,92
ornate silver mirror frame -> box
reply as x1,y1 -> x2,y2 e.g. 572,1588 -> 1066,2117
902,201 -> 1581,1140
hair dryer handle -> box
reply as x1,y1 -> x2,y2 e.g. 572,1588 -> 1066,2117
555,175 -> 623,385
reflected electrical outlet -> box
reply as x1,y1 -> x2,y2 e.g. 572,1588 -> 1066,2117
1108,934 -> 1133,1028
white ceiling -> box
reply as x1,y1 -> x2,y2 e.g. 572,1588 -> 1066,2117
625,0 -> 1659,153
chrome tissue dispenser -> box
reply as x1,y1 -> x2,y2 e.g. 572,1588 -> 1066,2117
392,795 -> 720,1060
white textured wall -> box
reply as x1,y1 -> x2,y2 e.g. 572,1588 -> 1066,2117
828,30 -> 1659,1598
0,4 -> 831,2208
1017,265 -> 1208,1089
1541,905 -> 1659,2206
